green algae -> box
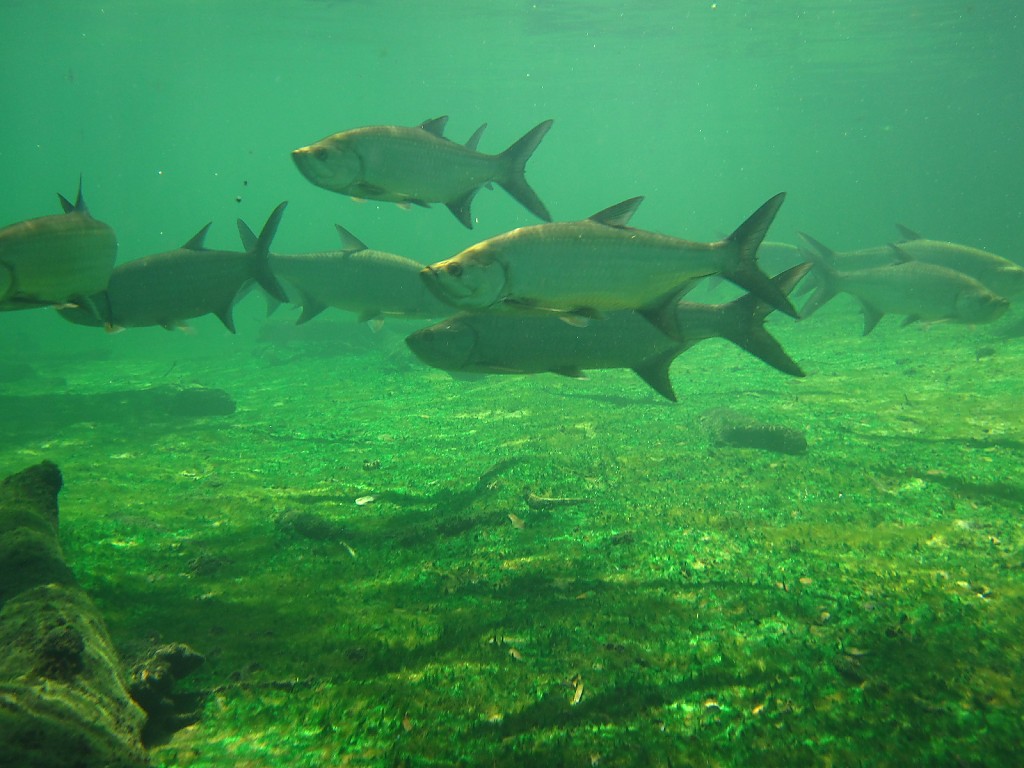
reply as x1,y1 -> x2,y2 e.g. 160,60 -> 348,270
1,310 -> 1022,767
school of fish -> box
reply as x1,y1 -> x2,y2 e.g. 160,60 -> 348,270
4,116 -> 1021,401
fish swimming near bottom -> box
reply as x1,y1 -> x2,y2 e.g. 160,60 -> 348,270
58,203 -> 288,332
405,266 -> 809,401
801,250 -> 1009,334
237,220 -> 451,325
1,180 -> 117,312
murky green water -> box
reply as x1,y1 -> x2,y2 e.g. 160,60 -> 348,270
2,2 -> 1022,766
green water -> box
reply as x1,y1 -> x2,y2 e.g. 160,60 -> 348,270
2,1 -> 1023,766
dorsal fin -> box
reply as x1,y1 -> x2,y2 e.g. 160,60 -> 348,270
335,224 -> 368,252
588,197 -> 644,227
465,123 -> 487,151
888,243 -> 913,263
183,223 -> 213,250
58,176 -> 88,214
895,223 -> 923,241
417,116 -> 448,137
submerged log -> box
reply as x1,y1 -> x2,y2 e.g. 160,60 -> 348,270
0,461 -> 149,768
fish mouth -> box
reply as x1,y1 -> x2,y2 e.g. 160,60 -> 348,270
419,265 -> 452,303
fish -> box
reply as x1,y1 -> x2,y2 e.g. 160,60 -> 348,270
800,250 -> 1010,334
237,220 -> 450,325
887,225 -> 1024,299
406,309 -> 685,400
405,267 -> 808,401
1,180 -> 117,312
58,203 -> 288,332
292,116 -> 553,228
420,193 -> 800,326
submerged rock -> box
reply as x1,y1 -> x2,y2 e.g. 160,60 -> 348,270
129,643 -> 206,747
0,462 -> 149,767
701,407 -> 808,455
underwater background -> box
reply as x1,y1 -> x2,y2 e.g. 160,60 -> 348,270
2,1 -> 1023,765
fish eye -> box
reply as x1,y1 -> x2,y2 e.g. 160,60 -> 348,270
313,147 -> 328,162
446,263 -> 463,277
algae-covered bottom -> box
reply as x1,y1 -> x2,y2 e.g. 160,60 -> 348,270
1,305 -> 1022,767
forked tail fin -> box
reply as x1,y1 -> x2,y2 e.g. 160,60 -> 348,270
497,120 -> 554,223
249,202 -> 290,304
713,262 -> 811,376
721,193 -> 800,319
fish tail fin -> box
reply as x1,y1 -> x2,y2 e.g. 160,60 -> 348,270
722,193 -> 800,319
799,246 -> 840,317
496,119 -> 554,222
716,262 -> 811,377
249,202 -> 289,304
238,216 -> 292,316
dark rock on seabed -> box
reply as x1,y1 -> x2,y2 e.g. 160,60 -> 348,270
701,407 -> 808,455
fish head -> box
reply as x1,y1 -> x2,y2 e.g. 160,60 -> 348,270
420,246 -> 507,309
291,135 -> 362,192
956,287 -> 1010,324
405,318 -> 478,370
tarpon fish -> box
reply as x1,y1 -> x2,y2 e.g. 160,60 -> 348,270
58,203 -> 288,332
801,251 -> 1009,334
1,180 -> 117,312
420,193 -> 800,328
292,116 -> 553,229
237,220 -> 450,325
405,266 -> 809,401
801,229 -> 1024,300
887,225 -> 1024,299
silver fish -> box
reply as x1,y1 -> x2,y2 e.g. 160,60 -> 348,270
59,203 -> 288,332
405,266 -> 808,401
1,180 -> 116,312
420,193 -> 799,327
801,254 -> 1009,334
237,220 -> 450,325
292,116 -> 552,228
888,225 -> 1024,299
